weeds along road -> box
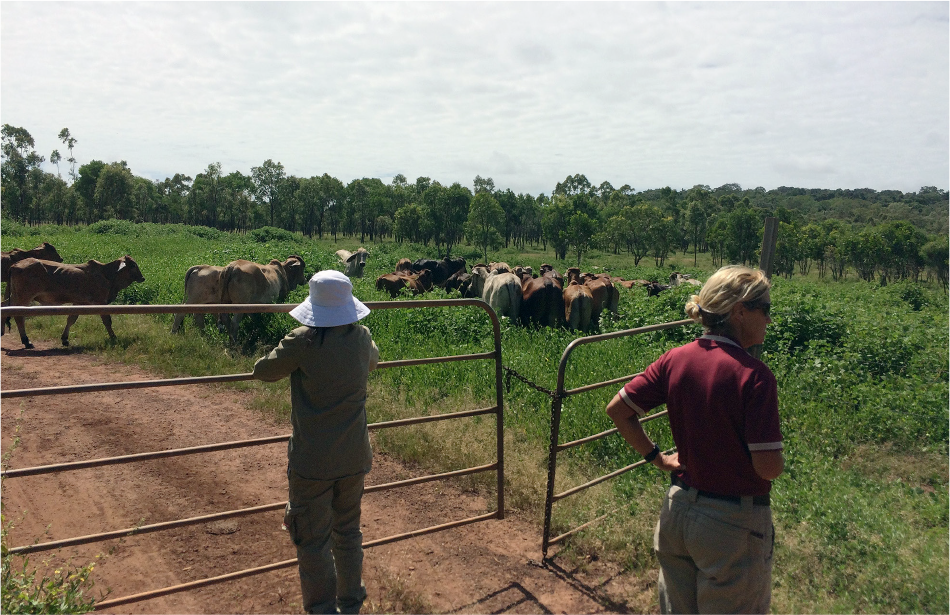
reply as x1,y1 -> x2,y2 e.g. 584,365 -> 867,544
1,334 -> 653,614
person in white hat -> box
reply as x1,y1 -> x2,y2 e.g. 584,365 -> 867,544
253,269 -> 378,614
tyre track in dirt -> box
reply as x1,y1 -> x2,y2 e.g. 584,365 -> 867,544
1,335 -> 645,614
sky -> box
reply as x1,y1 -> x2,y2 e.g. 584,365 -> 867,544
2,1 -> 948,197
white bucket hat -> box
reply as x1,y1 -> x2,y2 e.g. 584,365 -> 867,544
289,270 -> 370,328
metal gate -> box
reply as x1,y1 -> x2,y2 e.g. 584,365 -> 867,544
540,217 -> 778,560
540,318 -> 695,560
1,298 -> 505,610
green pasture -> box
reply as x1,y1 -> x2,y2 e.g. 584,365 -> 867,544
2,222 -> 948,614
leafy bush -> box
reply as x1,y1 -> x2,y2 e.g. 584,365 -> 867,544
86,219 -> 137,235
188,226 -> 225,241
1,517 -> 99,614
249,226 -> 297,243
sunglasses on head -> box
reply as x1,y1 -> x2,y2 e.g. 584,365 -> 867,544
743,300 -> 771,317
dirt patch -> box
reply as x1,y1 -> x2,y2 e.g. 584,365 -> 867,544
1,335 -> 651,614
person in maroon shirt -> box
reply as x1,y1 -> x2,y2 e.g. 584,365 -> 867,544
606,265 -> 783,614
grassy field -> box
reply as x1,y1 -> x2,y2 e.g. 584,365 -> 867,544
2,221 -> 948,613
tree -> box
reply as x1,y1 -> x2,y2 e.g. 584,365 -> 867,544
567,211 -> 597,266
920,237 -> 949,290
58,128 -> 78,183
1,124 -> 45,222
466,192 -> 504,262
193,162 -> 223,227
251,159 -> 285,227
473,175 -> 495,194
541,195 -> 573,261
94,161 -> 135,220
50,149 -> 62,177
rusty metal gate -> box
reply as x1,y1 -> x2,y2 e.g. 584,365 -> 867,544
0,298 -> 505,610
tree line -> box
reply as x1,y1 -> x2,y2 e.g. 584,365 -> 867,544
2,124 -> 947,288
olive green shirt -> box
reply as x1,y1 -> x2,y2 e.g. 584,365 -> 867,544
253,323 -> 379,480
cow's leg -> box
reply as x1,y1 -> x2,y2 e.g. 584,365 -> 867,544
61,314 -> 79,346
228,313 -> 242,344
171,312 -> 185,333
100,314 -> 117,339
13,315 -> 32,349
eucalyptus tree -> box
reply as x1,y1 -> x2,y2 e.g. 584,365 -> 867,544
296,177 -> 321,237
541,195 -> 572,261
131,176 -> 159,223
50,149 -> 62,178
684,186 -> 712,265
251,159 -> 285,227
473,175 -> 495,194
94,161 -> 135,220
921,237 -> 949,290
421,181 -> 470,256
220,171 -> 254,232
192,162 -> 223,228
1,124 -> 45,222
156,173 -> 192,225
317,173 -> 345,239
58,128 -> 78,183
494,188 -> 519,247
466,191 -> 504,262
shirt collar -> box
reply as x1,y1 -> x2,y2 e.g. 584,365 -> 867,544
700,334 -> 745,350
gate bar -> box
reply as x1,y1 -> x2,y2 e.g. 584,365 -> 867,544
2,407 -> 498,479
92,510 -> 500,611
10,462 -> 499,556
555,411 -> 668,453
1,353 -> 495,400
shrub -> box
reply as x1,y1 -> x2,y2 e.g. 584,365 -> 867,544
249,226 -> 297,243
86,219 -> 137,235
1,517 -> 100,614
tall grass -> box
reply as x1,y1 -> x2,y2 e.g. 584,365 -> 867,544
2,223 -> 947,613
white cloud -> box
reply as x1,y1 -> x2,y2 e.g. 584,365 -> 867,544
1,1 -> 946,195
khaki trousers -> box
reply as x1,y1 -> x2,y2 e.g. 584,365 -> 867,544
285,471 -> 367,614
654,485 -> 774,614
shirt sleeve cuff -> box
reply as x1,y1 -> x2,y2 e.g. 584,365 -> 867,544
618,388 -> 646,416
748,441 -> 784,451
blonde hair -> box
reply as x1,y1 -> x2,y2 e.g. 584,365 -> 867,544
685,265 -> 771,334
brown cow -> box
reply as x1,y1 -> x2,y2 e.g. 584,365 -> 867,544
171,265 -> 228,333
563,281 -> 593,332
219,255 -> 306,342
3,255 -> 145,349
394,258 -> 413,273
375,270 -> 432,298
521,275 -> 563,328
582,272 -> 619,315
2,242 -> 63,331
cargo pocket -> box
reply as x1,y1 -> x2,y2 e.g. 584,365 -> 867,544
283,501 -> 311,547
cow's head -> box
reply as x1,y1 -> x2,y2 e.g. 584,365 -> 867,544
285,255 -> 307,288
117,255 -> 146,283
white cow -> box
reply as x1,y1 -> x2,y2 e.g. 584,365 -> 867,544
482,271 -> 523,321
336,248 -> 369,278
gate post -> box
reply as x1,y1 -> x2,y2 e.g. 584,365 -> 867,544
541,394 -> 563,560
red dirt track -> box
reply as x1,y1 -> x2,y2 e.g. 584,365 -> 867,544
1,335 -> 650,614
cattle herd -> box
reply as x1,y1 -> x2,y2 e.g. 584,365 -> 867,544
0,241 -> 703,349
372,255 -> 703,333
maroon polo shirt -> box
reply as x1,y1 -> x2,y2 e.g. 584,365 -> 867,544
620,335 -> 782,496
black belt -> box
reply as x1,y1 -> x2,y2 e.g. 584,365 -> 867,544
671,475 -> 770,507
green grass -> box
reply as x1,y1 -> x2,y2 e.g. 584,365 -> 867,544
2,222 -> 948,613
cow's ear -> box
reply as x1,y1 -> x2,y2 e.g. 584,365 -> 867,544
117,261 -> 127,272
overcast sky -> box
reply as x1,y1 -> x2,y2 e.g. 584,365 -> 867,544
2,1 -> 947,196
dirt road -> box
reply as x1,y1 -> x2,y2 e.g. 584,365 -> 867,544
1,336 -> 651,614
